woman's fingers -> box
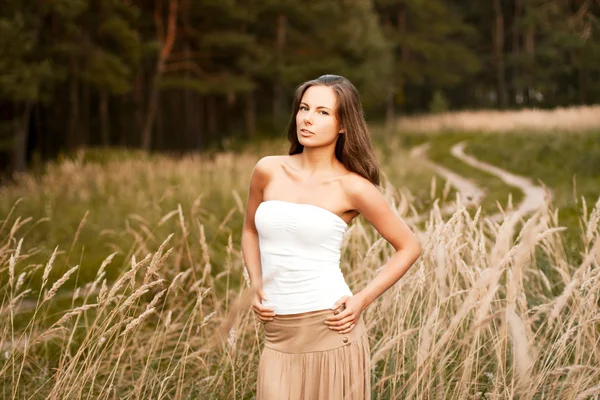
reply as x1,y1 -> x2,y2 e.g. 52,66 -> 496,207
339,323 -> 356,334
253,312 -> 273,322
327,316 -> 355,330
326,308 -> 351,323
252,304 -> 275,314
326,309 -> 354,325
252,304 -> 276,316
252,303 -> 276,322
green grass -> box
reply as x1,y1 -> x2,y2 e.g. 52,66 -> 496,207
2,132 -> 599,398
389,131 -> 525,216
0,138 -> 438,310
394,129 -> 600,265
465,130 -> 600,262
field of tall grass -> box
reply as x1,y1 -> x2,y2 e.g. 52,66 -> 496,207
1,128 -> 599,398
396,105 -> 600,133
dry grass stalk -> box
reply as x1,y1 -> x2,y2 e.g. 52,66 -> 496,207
95,252 -> 117,283
1,141 -> 598,398
44,265 -> 79,302
506,308 -> 534,393
107,253 -> 151,301
8,238 -> 23,291
53,304 -> 99,328
120,307 -> 156,337
118,280 -> 165,312
41,246 -> 59,290
585,197 -> 600,248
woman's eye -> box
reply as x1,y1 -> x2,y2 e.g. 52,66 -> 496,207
320,111 -> 329,115
300,106 -> 308,111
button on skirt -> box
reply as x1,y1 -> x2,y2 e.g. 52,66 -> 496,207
257,308 -> 371,400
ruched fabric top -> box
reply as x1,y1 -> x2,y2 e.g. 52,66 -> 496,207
254,200 -> 354,315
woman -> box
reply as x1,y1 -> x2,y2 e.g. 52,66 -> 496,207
241,74 -> 422,399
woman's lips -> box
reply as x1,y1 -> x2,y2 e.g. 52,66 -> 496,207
300,129 -> 314,137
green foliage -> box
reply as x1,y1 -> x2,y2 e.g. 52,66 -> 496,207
376,0 -> 482,109
98,15 -> 141,66
0,14 -> 54,102
82,50 -> 132,94
2,0 -> 600,173
428,90 -> 450,114
157,75 -> 256,94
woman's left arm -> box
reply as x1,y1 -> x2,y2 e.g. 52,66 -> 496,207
326,176 -> 422,333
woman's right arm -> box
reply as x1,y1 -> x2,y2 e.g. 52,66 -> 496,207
241,156 -> 276,322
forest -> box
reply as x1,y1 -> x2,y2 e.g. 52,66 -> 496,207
1,0 -> 599,175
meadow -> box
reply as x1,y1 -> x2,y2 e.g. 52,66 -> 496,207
1,107 -> 599,399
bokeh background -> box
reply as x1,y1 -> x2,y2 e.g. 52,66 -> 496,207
1,0 -> 600,172
1,1 -> 599,399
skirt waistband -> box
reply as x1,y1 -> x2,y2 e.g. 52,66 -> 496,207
263,308 -> 367,353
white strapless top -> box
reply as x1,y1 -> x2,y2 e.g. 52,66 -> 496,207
254,200 -> 353,315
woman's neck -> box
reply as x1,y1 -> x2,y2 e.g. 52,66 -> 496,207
296,147 -> 340,176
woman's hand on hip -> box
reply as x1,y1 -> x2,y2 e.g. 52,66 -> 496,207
251,288 -> 276,323
325,295 -> 365,334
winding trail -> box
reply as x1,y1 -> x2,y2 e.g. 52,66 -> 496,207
408,140 -> 548,223
409,143 -> 485,211
450,141 -> 548,220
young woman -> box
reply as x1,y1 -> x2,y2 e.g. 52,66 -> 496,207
241,74 -> 422,399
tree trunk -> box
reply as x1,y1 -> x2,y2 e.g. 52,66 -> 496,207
119,97 -> 128,146
512,0 -> 522,104
34,104 -> 44,162
524,25 -> 535,104
133,73 -> 144,146
68,68 -> 80,150
578,61 -> 586,104
385,87 -> 395,131
207,95 -> 217,136
183,44 -> 195,148
141,0 -> 179,151
492,0 -> 508,107
385,8 -> 408,130
245,91 -> 256,138
197,96 -> 205,149
272,13 -> 286,125
81,82 -> 90,146
156,95 -> 164,149
13,102 -> 32,173
525,26 -> 534,55
99,89 -> 110,146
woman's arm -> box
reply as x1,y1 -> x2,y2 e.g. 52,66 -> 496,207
348,176 -> 422,309
326,175 -> 422,333
241,157 -> 271,290
241,156 -> 277,322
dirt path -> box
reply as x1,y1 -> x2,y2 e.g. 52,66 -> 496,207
408,143 -> 485,221
408,141 -> 547,223
450,141 -> 547,220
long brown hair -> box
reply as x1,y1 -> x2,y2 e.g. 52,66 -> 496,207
286,74 -> 380,186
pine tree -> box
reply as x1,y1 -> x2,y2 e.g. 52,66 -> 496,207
0,2 -> 53,172
375,0 -> 481,124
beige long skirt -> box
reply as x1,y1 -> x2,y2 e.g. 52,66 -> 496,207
256,308 -> 371,400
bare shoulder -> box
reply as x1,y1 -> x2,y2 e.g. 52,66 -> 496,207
340,172 -> 384,213
253,155 -> 286,177
342,173 -> 378,198
248,155 -> 286,202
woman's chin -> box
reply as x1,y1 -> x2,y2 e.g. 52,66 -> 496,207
298,136 -> 313,146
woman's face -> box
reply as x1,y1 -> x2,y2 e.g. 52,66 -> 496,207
296,85 -> 343,148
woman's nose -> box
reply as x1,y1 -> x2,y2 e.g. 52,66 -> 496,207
304,112 -> 313,125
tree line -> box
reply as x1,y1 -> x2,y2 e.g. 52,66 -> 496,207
1,0 -> 599,175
